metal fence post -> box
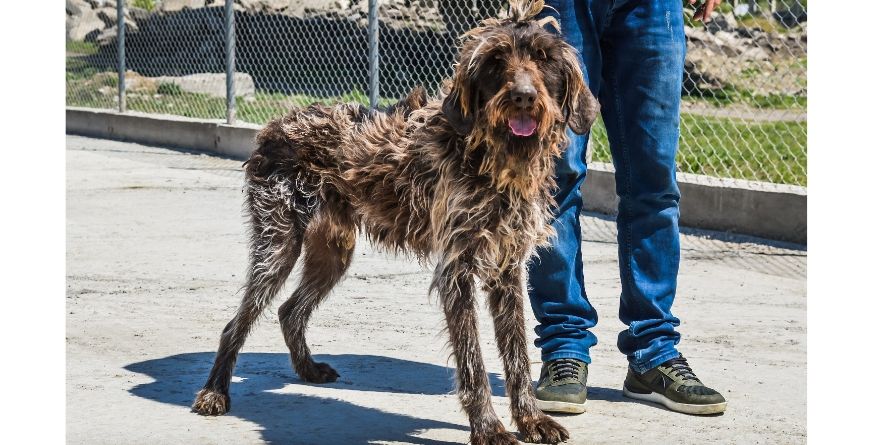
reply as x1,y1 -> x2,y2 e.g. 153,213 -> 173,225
225,0 -> 237,124
368,0 -> 380,109
117,0 -> 126,113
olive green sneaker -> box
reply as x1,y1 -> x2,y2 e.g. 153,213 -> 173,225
535,358 -> 588,414
623,354 -> 727,415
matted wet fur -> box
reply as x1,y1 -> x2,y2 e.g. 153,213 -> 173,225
193,1 -> 598,443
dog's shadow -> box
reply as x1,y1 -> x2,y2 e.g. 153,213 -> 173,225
125,352 -> 504,445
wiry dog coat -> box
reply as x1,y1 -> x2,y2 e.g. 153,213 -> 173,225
193,1 -> 599,444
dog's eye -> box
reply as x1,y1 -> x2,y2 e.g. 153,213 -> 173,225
535,49 -> 547,61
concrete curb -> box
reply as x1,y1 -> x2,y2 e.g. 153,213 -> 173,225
582,163 -> 806,244
66,107 -> 260,159
66,107 -> 807,244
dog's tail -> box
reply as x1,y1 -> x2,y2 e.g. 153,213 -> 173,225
383,86 -> 428,118
244,109 -> 332,231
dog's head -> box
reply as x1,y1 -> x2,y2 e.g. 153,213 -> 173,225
442,0 -> 599,145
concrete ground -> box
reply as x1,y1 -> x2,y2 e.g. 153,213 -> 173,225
66,135 -> 807,445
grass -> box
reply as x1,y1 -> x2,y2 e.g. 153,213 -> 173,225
131,0 -> 156,12
67,67 -> 398,123
735,15 -> 792,34
589,114 -> 807,186
683,86 -> 807,110
66,41 -> 99,55
66,60 -> 806,186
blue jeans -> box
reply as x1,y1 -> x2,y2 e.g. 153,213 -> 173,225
528,0 -> 685,373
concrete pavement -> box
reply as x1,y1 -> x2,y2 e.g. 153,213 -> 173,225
66,135 -> 806,444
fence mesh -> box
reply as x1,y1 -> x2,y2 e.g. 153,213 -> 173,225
66,0 -> 806,188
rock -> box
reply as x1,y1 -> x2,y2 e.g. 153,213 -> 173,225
735,26 -> 762,39
87,0 -> 116,8
705,12 -> 738,34
66,0 -> 92,16
684,25 -> 715,44
95,26 -> 117,45
128,7 -> 152,22
150,72 -> 256,98
774,9 -> 807,29
284,0 -> 350,18
740,47 -> 769,62
97,7 -> 117,27
237,0 -> 292,12
95,17 -> 139,45
67,8 -> 107,41
98,85 -> 115,96
125,71 -> 159,95
161,0 -> 206,13
713,30 -> 748,57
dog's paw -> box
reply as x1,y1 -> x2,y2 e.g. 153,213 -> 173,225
470,431 -> 520,445
192,388 -> 230,416
299,361 -> 340,384
518,415 -> 570,444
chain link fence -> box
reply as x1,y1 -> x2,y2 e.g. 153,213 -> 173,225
66,0 -> 806,188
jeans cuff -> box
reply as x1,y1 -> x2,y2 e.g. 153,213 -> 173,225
541,350 -> 591,364
629,350 -> 680,374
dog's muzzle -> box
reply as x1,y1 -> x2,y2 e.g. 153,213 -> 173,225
508,73 -> 539,137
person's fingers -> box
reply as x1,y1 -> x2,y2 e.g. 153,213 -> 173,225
688,0 -> 697,4
704,0 -> 718,21
692,2 -> 705,21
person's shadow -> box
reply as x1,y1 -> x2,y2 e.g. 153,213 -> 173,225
125,352 -> 507,445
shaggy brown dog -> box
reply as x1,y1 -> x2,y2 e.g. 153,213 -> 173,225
192,1 -> 598,443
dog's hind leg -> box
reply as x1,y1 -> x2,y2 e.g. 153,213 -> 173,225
485,266 -> 569,444
278,199 -> 356,383
192,174 -> 311,416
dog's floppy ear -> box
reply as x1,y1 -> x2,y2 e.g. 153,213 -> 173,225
442,74 -> 476,135
562,53 -> 599,135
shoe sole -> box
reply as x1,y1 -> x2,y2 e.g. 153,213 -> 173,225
622,385 -> 727,415
536,399 -> 587,414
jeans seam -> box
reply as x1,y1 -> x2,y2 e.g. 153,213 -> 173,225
606,56 -> 633,294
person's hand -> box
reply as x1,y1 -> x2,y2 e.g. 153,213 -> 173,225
688,0 -> 722,22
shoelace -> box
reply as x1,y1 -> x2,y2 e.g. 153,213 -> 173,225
549,358 -> 582,382
662,354 -> 700,382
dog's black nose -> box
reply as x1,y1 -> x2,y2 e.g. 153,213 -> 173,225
511,85 -> 537,110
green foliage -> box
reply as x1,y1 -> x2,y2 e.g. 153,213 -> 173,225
589,113 -> 807,186
157,82 -> 184,95
131,0 -> 156,12
65,56 -> 806,186
736,14 -> 791,33
683,86 -> 807,110
66,40 -> 99,55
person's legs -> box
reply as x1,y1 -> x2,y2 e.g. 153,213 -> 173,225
533,0 -> 727,415
597,0 -> 685,373
530,0 -> 614,414
528,0 -> 608,366
599,1 -> 726,414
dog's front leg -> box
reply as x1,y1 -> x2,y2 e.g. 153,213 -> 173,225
434,260 -> 517,445
486,265 -> 569,444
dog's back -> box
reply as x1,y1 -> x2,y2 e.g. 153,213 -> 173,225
244,85 -> 444,258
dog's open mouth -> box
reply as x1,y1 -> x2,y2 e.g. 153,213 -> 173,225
507,114 -> 538,137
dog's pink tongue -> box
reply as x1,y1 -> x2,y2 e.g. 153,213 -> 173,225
508,115 -> 538,137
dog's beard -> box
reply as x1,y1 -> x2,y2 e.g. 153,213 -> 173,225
467,118 -> 564,202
